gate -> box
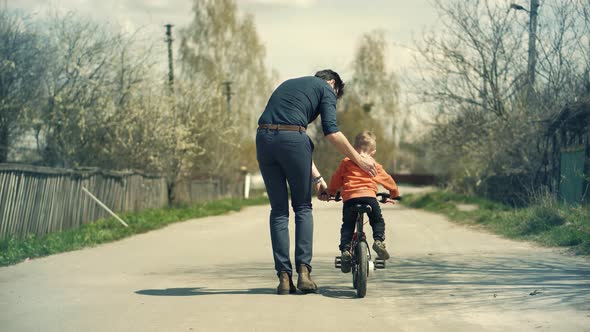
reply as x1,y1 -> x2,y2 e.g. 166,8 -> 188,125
559,147 -> 586,204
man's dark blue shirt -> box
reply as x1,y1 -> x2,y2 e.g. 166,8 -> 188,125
258,76 -> 340,135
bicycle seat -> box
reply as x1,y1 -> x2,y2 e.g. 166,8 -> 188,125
352,204 -> 372,214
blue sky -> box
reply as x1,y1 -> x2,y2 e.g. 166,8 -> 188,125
8,0 -> 442,83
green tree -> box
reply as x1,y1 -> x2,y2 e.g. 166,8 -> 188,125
179,0 -> 272,178
311,30 -> 401,174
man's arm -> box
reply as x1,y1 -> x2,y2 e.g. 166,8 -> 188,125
311,160 -> 321,179
311,160 -> 329,200
325,131 -> 377,177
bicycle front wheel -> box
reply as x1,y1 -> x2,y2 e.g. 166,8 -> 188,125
355,242 -> 369,298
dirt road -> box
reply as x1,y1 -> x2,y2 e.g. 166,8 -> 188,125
1,186 -> 589,331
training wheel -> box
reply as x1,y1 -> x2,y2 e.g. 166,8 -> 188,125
368,260 -> 375,277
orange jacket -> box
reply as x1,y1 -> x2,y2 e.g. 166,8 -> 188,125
327,157 -> 400,202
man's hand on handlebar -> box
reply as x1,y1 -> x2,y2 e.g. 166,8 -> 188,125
315,179 -> 330,201
323,192 -> 400,203
323,192 -> 341,202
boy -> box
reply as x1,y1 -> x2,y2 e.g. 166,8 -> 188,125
327,131 -> 400,273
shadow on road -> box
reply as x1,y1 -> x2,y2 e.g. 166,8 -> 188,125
367,253 -> 590,309
311,254 -> 590,308
135,287 -> 276,296
133,253 -> 590,309
317,286 -> 357,299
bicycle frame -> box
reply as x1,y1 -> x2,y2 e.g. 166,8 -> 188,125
350,208 -> 371,264
333,192 -> 398,298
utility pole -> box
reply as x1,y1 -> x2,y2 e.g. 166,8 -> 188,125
164,24 -> 178,205
165,24 -> 175,95
527,0 -> 539,91
223,81 -> 232,113
510,0 -> 539,100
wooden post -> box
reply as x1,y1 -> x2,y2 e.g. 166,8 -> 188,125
82,186 -> 129,227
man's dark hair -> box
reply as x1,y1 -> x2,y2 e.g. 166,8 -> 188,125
314,69 -> 345,99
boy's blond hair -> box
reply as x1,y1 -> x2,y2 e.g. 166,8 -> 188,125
353,131 -> 377,154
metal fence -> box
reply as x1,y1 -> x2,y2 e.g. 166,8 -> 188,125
0,164 -> 172,239
560,147 -> 588,204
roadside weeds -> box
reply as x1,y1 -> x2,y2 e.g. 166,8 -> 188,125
402,191 -> 590,256
0,196 -> 269,267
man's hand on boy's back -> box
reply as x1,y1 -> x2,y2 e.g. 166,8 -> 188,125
357,153 -> 377,177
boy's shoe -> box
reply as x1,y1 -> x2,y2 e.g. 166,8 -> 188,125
372,240 -> 390,260
340,250 -> 352,273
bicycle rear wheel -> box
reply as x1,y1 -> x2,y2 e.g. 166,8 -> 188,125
354,242 -> 369,298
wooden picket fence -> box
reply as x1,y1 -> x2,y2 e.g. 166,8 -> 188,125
0,164 -> 170,240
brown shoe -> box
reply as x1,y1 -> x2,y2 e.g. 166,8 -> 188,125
296,264 -> 318,293
277,271 -> 296,295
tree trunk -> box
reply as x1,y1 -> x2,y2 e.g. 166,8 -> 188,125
0,126 -> 9,163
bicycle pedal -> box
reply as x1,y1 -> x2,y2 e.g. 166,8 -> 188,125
374,259 -> 386,269
334,256 -> 342,268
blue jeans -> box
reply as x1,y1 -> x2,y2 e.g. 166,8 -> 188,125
256,129 -> 314,276
340,197 -> 386,251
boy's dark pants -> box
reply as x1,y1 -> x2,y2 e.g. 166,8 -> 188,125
339,197 -> 385,251
256,129 -> 314,276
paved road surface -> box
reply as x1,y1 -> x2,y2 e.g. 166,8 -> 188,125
1,186 -> 589,332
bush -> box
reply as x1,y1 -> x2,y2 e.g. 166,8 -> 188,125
513,204 -> 565,235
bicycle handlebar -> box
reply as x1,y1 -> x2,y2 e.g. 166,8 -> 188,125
376,192 -> 402,203
327,191 -> 401,203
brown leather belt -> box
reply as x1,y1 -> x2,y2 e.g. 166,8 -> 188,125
258,124 -> 306,132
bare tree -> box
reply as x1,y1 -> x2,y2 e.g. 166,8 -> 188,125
0,9 -> 46,162
36,13 -> 125,167
409,0 -> 590,202
2,4 -> 273,204
413,0 -> 528,119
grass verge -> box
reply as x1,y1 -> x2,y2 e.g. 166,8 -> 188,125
403,191 -> 590,255
0,196 -> 269,267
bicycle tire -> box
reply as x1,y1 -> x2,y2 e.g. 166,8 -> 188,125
355,242 -> 369,298
352,264 -> 357,288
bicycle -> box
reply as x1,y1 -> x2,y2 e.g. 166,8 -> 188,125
331,192 -> 400,298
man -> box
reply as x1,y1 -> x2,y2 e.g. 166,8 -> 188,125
256,69 -> 376,295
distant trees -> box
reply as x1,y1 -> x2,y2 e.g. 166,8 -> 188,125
311,30 -> 402,174
0,0 -> 272,201
179,0 -> 273,175
410,0 -> 590,203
